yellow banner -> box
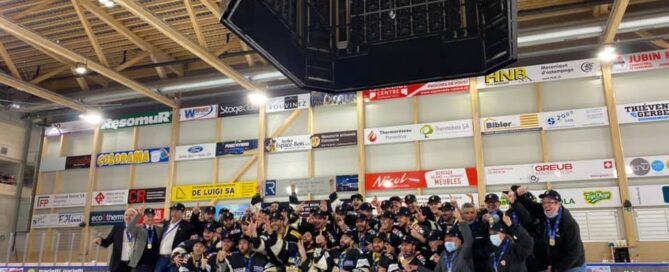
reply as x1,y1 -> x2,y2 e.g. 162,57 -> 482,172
171,182 -> 256,202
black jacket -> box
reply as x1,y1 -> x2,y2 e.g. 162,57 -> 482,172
217,251 -> 272,272
487,224 -> 534,272
518,195 -> 585,271
161,219 -> 196,252
98,224 -> 128,272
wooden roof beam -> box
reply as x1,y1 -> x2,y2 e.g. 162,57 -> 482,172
0,14 -> 177,108
636,30 -> 669,49
8,0 -> 55,21
30,66 -> 69,84
0,71 -> 87,112
200,0 -> 221,19
601,0 -> 630,44
72,0 -> 110,68
185,0 -> 208,49
0,41 -> 22,79
78,0 -> 183,78
116,0 -> 258,91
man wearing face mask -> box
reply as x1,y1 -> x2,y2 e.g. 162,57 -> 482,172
434,211 -> 474,272
487,213 -> 533,272
515,188 -> 585,272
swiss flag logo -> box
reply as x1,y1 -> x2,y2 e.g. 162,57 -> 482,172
603,161 -> 613,169
95,192 -> 105,204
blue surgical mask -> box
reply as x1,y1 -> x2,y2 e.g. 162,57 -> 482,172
545,211 -> 558,219
489,234 -> 503,247
445,242 -> 457,253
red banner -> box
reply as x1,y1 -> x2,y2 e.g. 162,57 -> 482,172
138,208 -> 165,225
365,171 -> 428,191
366,168 -> 478,191
363,79 -> 470,102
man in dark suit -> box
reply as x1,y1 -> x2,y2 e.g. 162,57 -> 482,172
93,207 -> 138,272
155,202 -> 196,272
127,205 -> 163,272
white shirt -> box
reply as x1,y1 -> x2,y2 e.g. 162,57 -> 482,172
160,220 -> 180,255
121,227 -> 134,261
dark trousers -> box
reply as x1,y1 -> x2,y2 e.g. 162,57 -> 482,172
112,261 -> 131,272
155,256 -> 172,272
132,264 -> 155,272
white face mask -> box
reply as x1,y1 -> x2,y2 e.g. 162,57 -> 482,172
489,234 -> 503,247
545,211 -> 558,219
445,241 -> 457,253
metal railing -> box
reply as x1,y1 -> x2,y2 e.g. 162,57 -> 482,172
0,230 -> 110,267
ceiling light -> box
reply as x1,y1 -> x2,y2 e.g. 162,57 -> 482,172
46,127 -> 62,137
251,71 -> 286,81
598,46 -> 618,62
79,110 -> 103,124
74,63 -> 88,75
518,26 -> 603,46
248,90 -> 268,105
98,0 -> 108,4
9,103 -> 21,110
104,0 -> 115,8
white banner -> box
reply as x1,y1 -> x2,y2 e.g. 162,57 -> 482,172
175,143 -> 217,161
264,177 -> 333,197
424,168 -> 477,188
364,124 -> 417,145
629,184 -> 669,207
612,49 -> 669,74
34,193 -> 87,209
480,113 -> 541,135
31,213 -> 84,229
617,100 -> 669,124
266,93 -> 311,113
180,105 -> 218,121
477,59 -> 599,89
485,159 -> 616,185
540,107 -> 609,130
264,135 -> 312,153
545,187 -> 621,209
624,155 -> 669,178
419,119 -> 473,140
91,190 -> 128,206
39,157 -> 66,172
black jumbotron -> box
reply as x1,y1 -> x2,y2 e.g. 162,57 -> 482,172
220,0 -> 517,92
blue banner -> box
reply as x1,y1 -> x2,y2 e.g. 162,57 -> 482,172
215,203 -> 250,219
216,140 -> 258,156
96,147 -> 170,167
89,210 -> 125,226
336,175 -> 359,192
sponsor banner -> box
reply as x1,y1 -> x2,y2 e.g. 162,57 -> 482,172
336,175 -> 359,192
311,131 -> 357,148
625,155 -> 669,178
540,107 -> 609,130
34,193 -> 87,209
266,93 -> 310,113
218,101 -> 260,117
65,155 -> 92,169
477,59 -> 599,89
481,114 -> 541,135
216,140 -> 258,156
617,100 -> 669,124
215,204 -> 251,219
264,135 -> 312,153
630,184 -> 669,207
265,177 -> 342,197
485,159 -> 616,185
542,187 -> 621,209
91,190 -> 128,206
39,157 -> 66,172
363,78 -> 470,102
175,143 -> 217,161
311,91 -> 357,106
418,119 -> 473,140
171,182 -> 256,202
425,168 -> 478,188
365,171 -> 427,191
364,124 -> 417,145
180,105 -> 218,121
45,120 -> 97,137
138,208 -> 165,224
96,147 -> 170,167
101,111 -> 172,130
376,194 -> 480,209
612,49 -> 669,74
128,188 -> 166,203
89,210 -> 125,226
31,213 -> 84,229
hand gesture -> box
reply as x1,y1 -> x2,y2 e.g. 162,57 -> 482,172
453,209 -> 462,222
481,213 -> 491,224
430,254 -> 439,263
502,213 -> 513,227
516,186 -> 528,196
246,218 -> 258,238
410,227 -> 422,239
400,257 -> 410,270
192,203 -> 201,215
217,250 -> 228,263
173,255 -> 185,267
319,200 -> 328,212
371,196 -> 380,209
329,178 -> 336,193
449,194 -> 458,207
297,240 -> 307,262
200,257 -> 208,269
415,208 -> 426,222
297,202 -> 305,213
92,237 -> 102,245
138,203 -> 147,215
466,193 -> 474,203
290,182 -> 297,194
